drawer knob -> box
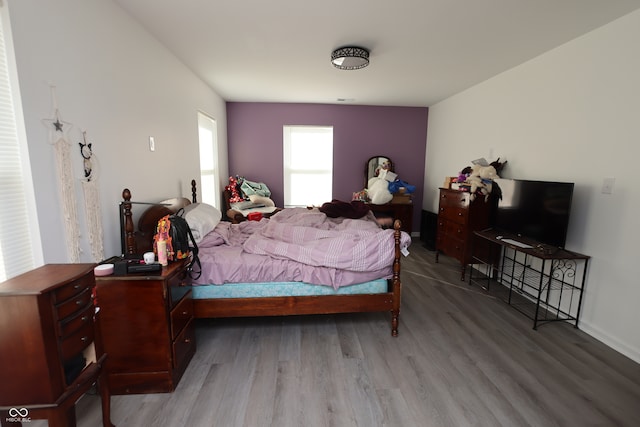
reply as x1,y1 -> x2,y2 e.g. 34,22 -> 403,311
74,284 -> 81,289
458,212 -> 462,216
75,300 -> 83,305
182,311 -> 188,315
81,315 -> 89,322
184,338 -> 192,344
80,336 -> 88,342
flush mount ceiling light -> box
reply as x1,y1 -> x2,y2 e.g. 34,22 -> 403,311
331,46 -> 369,70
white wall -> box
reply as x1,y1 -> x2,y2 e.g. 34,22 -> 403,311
7,0 -> 228,262
424,10 -> 640,362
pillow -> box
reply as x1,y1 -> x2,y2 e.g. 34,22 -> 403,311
248,194 -> 275,207
182,203 -> 222,244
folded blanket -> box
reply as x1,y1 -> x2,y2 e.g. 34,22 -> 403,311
319,199 -> 370,219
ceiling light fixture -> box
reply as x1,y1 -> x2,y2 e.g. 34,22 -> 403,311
331,46 -> 369,70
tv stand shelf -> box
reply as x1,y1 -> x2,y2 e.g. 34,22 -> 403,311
469,229 -> 590,329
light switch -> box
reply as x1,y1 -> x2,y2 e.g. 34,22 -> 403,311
601,177 -> 615,194
149,136 -> 155,152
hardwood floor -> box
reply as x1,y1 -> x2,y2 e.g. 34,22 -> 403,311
47,240 -> 640,426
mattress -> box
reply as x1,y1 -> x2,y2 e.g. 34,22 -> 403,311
191,278 -> 389,299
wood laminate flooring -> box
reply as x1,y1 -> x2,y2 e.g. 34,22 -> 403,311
44,240 -> 640,426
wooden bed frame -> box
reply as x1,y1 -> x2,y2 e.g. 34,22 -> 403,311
121,180 -> 403,336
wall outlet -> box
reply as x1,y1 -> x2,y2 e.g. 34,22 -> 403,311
601,177 -> 615,194
149,136 -> 155,152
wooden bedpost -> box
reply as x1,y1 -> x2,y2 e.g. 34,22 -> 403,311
122,188 -> 136,255
391,219 -> 402,336
191,179 -> 197,203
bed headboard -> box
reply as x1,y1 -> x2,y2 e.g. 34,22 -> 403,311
120,179 -> 198,256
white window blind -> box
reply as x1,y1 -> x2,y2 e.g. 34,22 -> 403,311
198,111 -> 219,208
283,126 -> 333,207
0,6 -> 39,281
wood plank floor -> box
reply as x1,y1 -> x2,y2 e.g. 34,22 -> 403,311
46,240 -> 640,426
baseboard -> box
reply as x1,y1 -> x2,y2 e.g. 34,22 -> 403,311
579,320 -> 640,364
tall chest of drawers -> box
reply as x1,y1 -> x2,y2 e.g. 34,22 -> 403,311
436,188 -> 493,280
0,264 -> 113,427
95,259 -> 195,394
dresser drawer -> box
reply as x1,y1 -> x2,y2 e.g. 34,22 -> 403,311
55,287 -> 93,320
439,190 -> 470,208
446,221 -> 467,240
172,319 -> 195,369
170,291 -> 193,340
441,237 -> 466,262
167,267 -> 191,309
60,318 -> 94,361
53,274 -> 93,303
438,206 -> 469,225
58,303 -> 94,338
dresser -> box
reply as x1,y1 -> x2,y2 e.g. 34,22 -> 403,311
367,202 -> 413,232
0,264 -> 113,427
95,259 -> 195,394
435,188 -> 493,280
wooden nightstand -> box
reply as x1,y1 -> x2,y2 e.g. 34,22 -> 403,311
95,259 -> 195,394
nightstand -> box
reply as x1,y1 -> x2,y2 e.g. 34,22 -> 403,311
95,259 -> 195,394
367,201 -> 413,233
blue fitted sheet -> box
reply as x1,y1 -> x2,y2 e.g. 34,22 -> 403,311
192,278 -> 389,299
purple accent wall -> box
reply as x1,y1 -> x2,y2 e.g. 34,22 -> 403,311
226,102 -> 428,232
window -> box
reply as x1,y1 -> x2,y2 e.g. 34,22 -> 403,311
197,112 -> 219,208
0,6 -> 41,281
283,126 -> 333,207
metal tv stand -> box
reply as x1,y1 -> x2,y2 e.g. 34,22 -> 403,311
469,229 -> 590,330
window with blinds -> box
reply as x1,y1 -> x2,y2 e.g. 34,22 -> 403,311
283,125 -> 333,207
0,6 -> 39,281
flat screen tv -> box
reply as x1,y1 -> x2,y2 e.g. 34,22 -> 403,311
492,178 -> 574,248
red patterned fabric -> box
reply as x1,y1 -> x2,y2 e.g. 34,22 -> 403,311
225,176 -> 244,203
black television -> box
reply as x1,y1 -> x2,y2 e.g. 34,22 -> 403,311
492,178 -> 574,248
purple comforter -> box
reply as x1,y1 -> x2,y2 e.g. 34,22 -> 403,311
193,208 -> 411,289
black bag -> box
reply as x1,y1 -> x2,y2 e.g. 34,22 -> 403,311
154,210 -> 201,279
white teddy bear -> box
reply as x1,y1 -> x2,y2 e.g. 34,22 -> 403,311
367,169 -> 394,204
468,164 -> 498,201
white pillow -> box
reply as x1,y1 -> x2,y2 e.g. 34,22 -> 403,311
249,194 -> 275,207
183,203 -> 222,244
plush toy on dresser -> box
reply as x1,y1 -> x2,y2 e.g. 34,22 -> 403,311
367,169 -> 394,204
456,157 -> 507,201
468,164 -> 498,201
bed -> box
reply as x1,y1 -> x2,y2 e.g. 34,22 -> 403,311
120,180 -> 410,336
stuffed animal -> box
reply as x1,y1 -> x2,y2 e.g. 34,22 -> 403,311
490,157 -> 508,175
367,169 -> 393,204
468,164 -> 498,201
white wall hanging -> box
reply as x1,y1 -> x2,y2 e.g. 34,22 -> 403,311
79,131 -> 104,262
42,85 -> 81,262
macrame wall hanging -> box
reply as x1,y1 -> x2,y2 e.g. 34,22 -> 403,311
79,131 -> 105,262
43,85 -> 81,262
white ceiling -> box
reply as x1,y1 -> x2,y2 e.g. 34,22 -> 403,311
113,0 -> 640,107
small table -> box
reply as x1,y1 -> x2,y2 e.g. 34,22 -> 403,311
469,229 -> 590,329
